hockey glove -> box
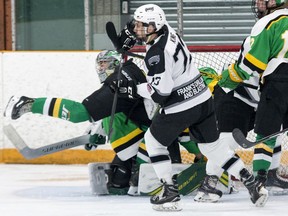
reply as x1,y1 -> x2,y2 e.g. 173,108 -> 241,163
84,134 -> 106,151
84,121 -> 107,151
118,21 -> 137,51
110,72 -> 140,99
218,63 -> 250,90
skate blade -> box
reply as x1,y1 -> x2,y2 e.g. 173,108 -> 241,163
3,96 -> 16,118
268,187 -> 288,196
255,188 -> 268,207
194,192 -> 220,203
152,201 -> 182,211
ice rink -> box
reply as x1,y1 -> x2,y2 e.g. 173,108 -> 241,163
0,164 -> 288,216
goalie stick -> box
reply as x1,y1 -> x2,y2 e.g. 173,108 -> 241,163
232,127 -> 288,149
3,124 -> 92,159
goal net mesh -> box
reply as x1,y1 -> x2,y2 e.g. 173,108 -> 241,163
129,45 -> 288,176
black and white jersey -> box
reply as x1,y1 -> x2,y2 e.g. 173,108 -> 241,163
141,24 -> 212,114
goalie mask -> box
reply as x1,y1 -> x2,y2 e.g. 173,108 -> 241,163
133,4 -> 166,43
96,50 -> 121,83
252,0 -> 288,19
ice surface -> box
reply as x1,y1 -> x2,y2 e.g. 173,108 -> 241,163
0,164 -> 287,216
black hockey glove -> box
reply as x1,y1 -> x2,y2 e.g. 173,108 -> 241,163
110,71 -> 140,99
117,21 -> 137,51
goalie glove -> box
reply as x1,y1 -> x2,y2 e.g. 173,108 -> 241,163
84,121 -> 107,151
117,21 -> 137,51
218,63 -> 250,90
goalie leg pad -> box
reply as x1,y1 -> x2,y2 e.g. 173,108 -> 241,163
88,162 -> 131,195
88,163 -> 111,195
138,163 -> 203,196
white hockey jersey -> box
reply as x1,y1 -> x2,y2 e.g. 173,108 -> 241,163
137,24 -> 211,114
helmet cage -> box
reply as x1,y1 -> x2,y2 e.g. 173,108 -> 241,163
96,50 -> 120,83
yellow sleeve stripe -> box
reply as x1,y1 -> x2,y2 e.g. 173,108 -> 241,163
111,128 -> 143,148
53,98 -> 62,117
228,64 -> 243,82
245,53 -> 267,71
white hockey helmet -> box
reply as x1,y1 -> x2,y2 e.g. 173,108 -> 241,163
133,4 -> 166,32
95,50 -> 121,83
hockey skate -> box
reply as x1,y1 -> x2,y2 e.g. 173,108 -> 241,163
127,163 -> 139,196
150,178 -> 182,211
240,168 -> 268,207
194,175 -> 223,202
266,168 -> 288,195
4,96 -> 34,120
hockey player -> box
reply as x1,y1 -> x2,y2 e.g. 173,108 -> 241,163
114,3 -> 268,211
218,0 -> 288,196
195,65 -> 288,202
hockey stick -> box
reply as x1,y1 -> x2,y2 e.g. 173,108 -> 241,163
122,49 -> 144,60
232,127 -> 288,149
106,21 -> 123,141
3,124 -> 91,159
106,21 -> 146,141
239,82 -> 258,90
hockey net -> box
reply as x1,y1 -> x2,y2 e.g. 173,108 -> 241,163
130,45 -> 288,176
